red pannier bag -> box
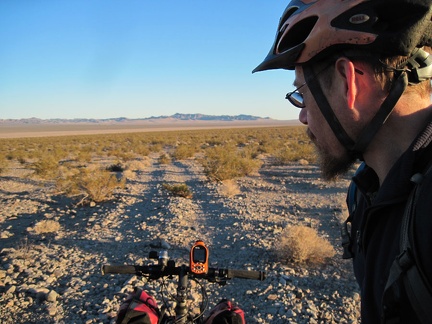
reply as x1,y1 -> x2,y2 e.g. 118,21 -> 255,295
116,288 -> 160,324
205,299 -> 246,324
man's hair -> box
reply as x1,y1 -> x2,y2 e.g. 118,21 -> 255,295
313,47 -> 432,98
380,47 -> 432,98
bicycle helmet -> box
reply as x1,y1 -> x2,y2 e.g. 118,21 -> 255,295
253,0 -> 432,72
253,0 -> 432,157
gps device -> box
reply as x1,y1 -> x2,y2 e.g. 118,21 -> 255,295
190,240 -> 209,274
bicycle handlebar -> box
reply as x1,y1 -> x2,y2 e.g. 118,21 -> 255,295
224,269 -> 265,281
101,264 -> 266,281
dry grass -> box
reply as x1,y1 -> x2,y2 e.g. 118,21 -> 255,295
277,225 -> 335,265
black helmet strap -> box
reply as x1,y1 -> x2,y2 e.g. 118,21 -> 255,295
303,64 -> 356,153
351,72 -> 408,155
303,64 -> 408,159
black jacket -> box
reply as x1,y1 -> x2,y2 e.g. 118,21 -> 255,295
349,121 -> 432,323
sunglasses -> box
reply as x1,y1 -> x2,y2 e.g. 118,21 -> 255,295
286,68 -> 364,109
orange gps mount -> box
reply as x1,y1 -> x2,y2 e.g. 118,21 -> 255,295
190,240 -> 209,274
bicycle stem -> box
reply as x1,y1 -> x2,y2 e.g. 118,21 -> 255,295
174,265 -> 189,323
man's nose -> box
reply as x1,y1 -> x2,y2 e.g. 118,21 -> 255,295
299,108 -> 307,125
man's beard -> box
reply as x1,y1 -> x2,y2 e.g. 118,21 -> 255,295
308,129 -> 356,181
316,145 -> 356,180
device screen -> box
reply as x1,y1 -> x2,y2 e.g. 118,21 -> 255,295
193,247 -> 206,263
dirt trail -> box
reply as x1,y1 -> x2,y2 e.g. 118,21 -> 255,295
0,154 -> 360,323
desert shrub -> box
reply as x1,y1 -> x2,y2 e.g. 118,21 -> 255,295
6,149 -> 28,164
9,237 -> 32,260
31,155 -> 60,179
0,153 -> 9,174
132,145 -> 151,157
76,150 -> 92,163
33,220 -> 61,234
163,183 -> 193,198
149,143 -> 163,153
158,153 -> 171,165
273,141 -> 316,164
56,166 -> 125,203
79,168 -> 125,203
201,145 -> 262,181
109,150 -> 136,162
172,144 -> 198,160
277,225 -> 335,265
239,145 -> 261,159
55,167 -> 81,196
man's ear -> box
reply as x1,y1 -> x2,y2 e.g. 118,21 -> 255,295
335,58 -> 357,109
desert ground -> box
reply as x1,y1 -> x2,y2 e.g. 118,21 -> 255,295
0,125 -> 360,323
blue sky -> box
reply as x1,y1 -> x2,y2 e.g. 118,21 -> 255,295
0,1 -> 299,120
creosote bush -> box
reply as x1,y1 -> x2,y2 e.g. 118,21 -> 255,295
172,144 -> 199,160
56,166 -> 125,204
201,145 -> 262,181
277,225 -> 335,265
274,142 -> 316,165
162,183 -> 193,198
80,168 -> 125,203
31,155 -> 60,179
0,154 -> 9,174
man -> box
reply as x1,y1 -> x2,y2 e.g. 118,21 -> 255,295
253,0 -> 432,323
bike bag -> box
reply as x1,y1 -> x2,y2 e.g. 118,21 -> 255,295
205,299 -> 246,324
117,288 -> 160,324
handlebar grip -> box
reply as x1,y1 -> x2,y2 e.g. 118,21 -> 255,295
226,269 -> 266,281
101,265 -> 141,275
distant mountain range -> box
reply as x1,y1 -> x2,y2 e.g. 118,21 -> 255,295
0,113 -> 271,125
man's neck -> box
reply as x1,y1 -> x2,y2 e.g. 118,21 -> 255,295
363,102 -> 432,186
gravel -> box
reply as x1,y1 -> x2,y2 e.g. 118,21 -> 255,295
0,155 -> 360,323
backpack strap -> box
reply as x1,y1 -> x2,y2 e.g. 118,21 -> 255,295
382,162 -> 432,323
342,162 -> 366,259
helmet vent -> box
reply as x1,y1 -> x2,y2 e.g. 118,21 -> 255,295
279,7 -> 299,30
277,16 -> 318,54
